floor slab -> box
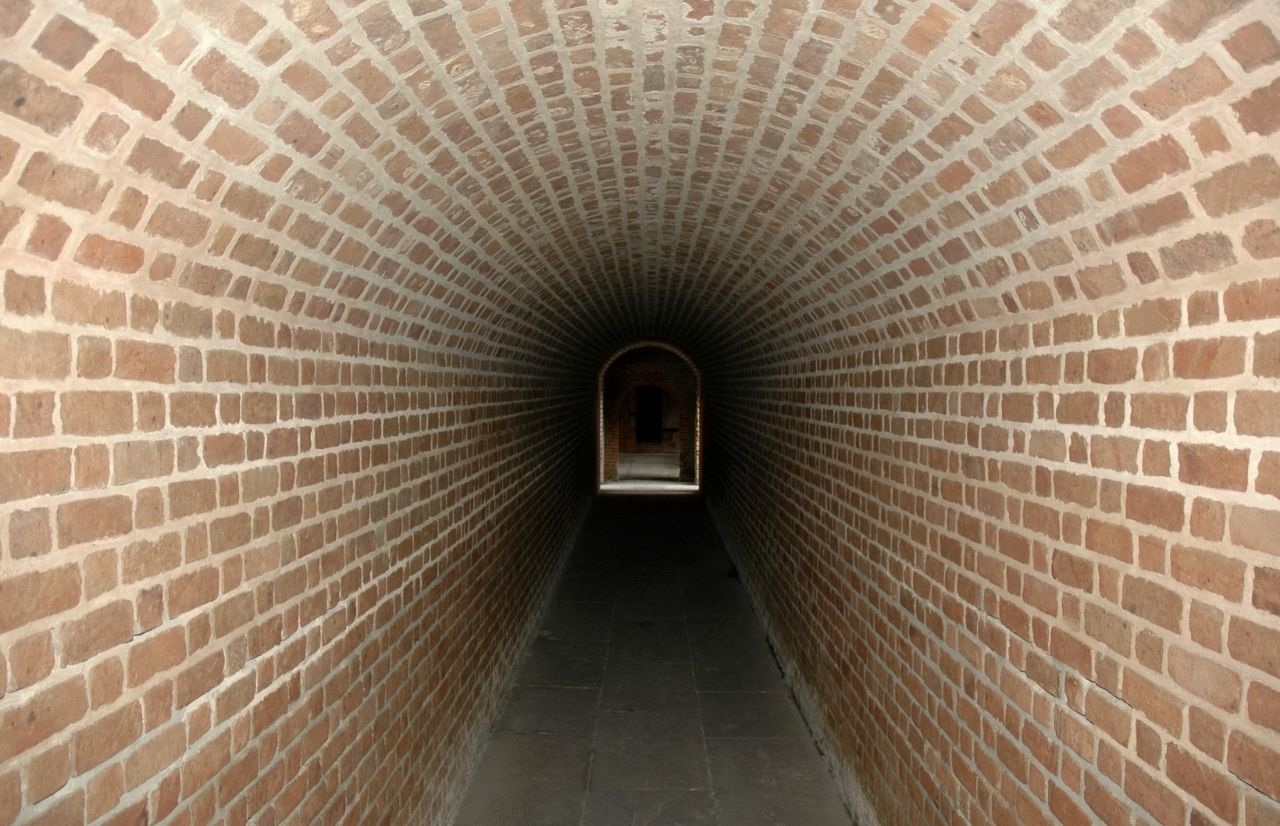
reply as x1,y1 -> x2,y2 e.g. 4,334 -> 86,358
454,495 -> 851,825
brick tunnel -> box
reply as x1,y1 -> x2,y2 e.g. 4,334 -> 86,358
1,0 -> 1279,823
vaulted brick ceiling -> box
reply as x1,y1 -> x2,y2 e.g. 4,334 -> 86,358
25,0 -> 1265,373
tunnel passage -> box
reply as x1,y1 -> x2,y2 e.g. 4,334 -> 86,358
599,342 -> 701,490
1,1 -> 1279,826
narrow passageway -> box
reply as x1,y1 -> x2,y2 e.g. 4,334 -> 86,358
454,496 -> 851,826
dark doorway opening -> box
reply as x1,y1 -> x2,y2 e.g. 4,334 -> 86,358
597,341 -> 701,491
635,386 -> 664,443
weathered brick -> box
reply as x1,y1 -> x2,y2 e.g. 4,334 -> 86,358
57,496 -> 133,547
193,49 -> 259,109
60,601 -> 134,664
1235,76 -> 1280,136
85,49 -> 173,119
74,701 -> 142,772
0,678 -> 88,762
61,390 -> 132,435
126,626 -> 184,687
0,60 -> 82,135
18,152 -> 111,212
1132,55 -> 1230,119
0,448 -> 71,503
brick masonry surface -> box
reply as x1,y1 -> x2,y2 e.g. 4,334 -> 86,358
0,0 -> 1278,824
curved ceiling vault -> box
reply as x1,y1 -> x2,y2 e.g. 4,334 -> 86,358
177,0 -> 1269,377
56,0 -> 1267,381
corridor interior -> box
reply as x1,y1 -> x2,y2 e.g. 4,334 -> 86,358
0,0 -> 1278,825
454,495 -> 849,826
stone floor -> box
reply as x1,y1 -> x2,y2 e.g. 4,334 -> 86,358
454,496 -> 852,826
617,453 -> 682,480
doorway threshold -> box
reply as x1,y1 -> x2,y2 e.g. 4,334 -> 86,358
599,481 -> 700,495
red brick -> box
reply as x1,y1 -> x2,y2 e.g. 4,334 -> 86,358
19,151 -> 111,212
170,479 -> 217,519
57,495 -> 132,548
1168,646 -> 1240,711
0,447 -> 71,504
75,234 -> 144,273
86,49 -> 173,120
970,0 -> 1034,55
1224,278 -> 1280,321
1167,742 -> 1238,822
126,136 -> 197,189
74,701 -> 142,772
0,565 -> 80,636
26,742 -> 70,804
1120,575 -> 1182,631
1195,155 -> 1280,217
206,120 -> 267,165
1178,443 -> 1248,491
1124,485 -> 1183,532
3,268 -> 43,317
0,0 -> 31,36
60,600 -> 133,665
51,280 -> 127,328
113,440 -> 175,484
34,15 -> 97,70
168,567 -> 220,618
1172,337 -> 1245,379
275,110 -> 328,157
1159,232 -> 1236,280
1229,617 -> 1280,679
1132,55 -> 1230,119
1226,21 -> 1280,71
1227,730 -> 1280,798
1237,392 -> 1280,437
125,723 -> 185,789
1249,682 -> 1280,733
1171,544 -> 1245,601
84,0 -> 158,37
0,678 -> 88,763
1245,219 -> 1280,260
127,627 -> 185,687
1086,348 -> 1136,384
9,508 -> 52,559
10,631 -> 54,689
115,340 -> 175,383
1111,135 -> 1190,193
174,650 -> 225,710
1098,193 -> 1191,245
193,49 -> 259,108
1044,125 -> 1105,171
61,390 -> 133,435
146,202 -> 211,246
0,60 -> 82,135
0,326 -> 70,380
1060,58 -> 1126,112
1153,0 -> 1250,42
1235,76 -> 1280,136
171,393 -> 217,427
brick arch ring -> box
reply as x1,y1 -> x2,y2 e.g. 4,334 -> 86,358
596,340 -> 703,491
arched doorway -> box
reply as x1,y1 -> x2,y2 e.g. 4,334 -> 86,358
597,342 -> 701,492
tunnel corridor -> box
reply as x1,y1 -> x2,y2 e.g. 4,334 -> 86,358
1,0 -> 1279,825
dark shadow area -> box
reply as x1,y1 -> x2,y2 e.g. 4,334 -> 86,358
454,496 -> 851,826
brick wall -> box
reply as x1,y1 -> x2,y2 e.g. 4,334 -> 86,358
0,2 -> 594,823
702,2 -> 1280,825
2,0 -> 1279,825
